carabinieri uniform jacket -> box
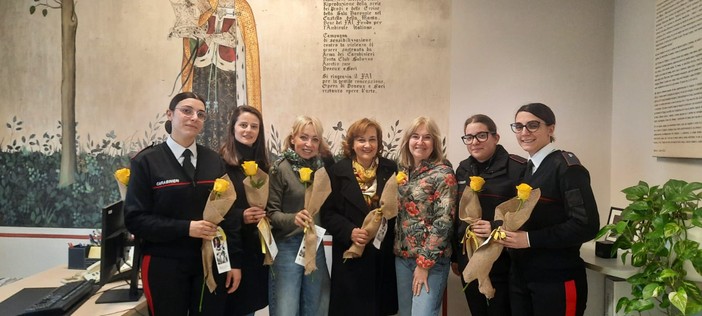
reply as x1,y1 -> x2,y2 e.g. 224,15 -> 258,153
510,150 -> 599,282
124,142 -> 242,266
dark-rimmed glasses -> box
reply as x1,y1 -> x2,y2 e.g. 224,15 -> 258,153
176,106 -> 207,121
510,121 -> 541,133
461,131 -> 492,144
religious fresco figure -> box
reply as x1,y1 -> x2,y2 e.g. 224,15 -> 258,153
169,0 -> 262,150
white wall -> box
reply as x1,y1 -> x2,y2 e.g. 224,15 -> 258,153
0,227 -> 93,278
447,0 -> 614,222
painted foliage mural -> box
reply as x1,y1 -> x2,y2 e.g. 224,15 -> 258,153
0,0 -> 450,228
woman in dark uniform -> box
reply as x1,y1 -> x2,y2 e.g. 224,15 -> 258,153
321,118 -> 398,316
451,114 -> 525,316
124,92 -> 241,316
500,102 -> 599,316
221,105 -> 270,315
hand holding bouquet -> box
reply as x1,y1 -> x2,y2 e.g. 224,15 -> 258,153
342,172 -> 400,259
462,183 -> 540,299
201,175 -> 237,293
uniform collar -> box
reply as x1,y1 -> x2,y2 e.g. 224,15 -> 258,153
528,142 -> 557,172
167,135 -> 197,161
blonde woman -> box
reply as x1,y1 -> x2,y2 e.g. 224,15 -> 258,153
394,116 -> 457,316
267,116 -> 334,316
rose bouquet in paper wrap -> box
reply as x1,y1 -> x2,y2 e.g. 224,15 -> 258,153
114,168 -> 130,200
462,183 -> 540,299
342,172 -> 401,259
300,167 -> 332,275
240,161 -> 273,265
202,174 -> 237,292
458,176 -> 486,261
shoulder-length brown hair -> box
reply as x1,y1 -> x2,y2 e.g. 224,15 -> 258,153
398,116 -> 444,169
341,118 -> 383,159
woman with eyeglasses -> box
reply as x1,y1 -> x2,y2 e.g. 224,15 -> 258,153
124,92 -> 241,315
501,103 -> 599,316
394,116 -> 457,316
450,114 -> 526,316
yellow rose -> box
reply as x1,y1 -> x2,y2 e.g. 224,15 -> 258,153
114,168 -> 130,185
213,178 -> 230,194
299,167 -> 313,184
242,161 -> 258,177
469,176 -> 485,192
396,171 -> 408,185
516,183 -> 533,201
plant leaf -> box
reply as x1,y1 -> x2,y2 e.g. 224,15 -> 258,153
642,283 -> 662,299
669,288 -> 688,315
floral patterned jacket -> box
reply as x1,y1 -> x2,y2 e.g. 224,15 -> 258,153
394,159 -> 457,269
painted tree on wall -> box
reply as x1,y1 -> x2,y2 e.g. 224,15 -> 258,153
29,0 -> 78,187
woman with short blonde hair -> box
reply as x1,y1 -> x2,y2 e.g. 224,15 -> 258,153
267,115 -> 334,316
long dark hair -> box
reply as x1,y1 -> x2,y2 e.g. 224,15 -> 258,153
164,92 -> 206,134
220,105 -> 270,170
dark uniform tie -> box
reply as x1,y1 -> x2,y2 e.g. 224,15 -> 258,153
524,159 -> 534,182
182,149 -> 195,181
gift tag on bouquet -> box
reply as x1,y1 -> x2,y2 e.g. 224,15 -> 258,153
258,219 -> 279,260
212,227 -> 232,274
295,225 -> 326,266
266,236 -> 279,261
373,217 -> 388,249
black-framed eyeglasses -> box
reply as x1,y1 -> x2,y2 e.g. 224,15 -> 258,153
461,131 -> 492,145
510,120 -> 541,133
176,106 -> 207,121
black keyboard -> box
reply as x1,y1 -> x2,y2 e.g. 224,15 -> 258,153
19,280 -> 95,316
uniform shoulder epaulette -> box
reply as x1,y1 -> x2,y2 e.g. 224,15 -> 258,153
560,151 -> 581,167
509,154 -> 527,164
130,143 -> 155,160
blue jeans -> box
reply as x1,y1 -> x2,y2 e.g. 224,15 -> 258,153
395,256 -> 449,316
269,234 -> 330,316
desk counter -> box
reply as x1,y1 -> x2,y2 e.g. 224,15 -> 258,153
0,265 -> 146,316
581,241 -> 638,280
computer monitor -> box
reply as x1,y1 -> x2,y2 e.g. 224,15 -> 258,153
95,200 -> 142,304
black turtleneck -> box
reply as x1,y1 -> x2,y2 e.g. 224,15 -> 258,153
235,140 -> 255,161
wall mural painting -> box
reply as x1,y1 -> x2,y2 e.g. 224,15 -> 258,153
0,0 -> 258,229
170,0 -> 262,150
0,0 -> 449,229
0,0 -> 119,228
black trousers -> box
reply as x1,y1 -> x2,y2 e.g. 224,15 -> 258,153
509,268 -> 588,316
461,277 -> 511,316
142,255 -> 228,316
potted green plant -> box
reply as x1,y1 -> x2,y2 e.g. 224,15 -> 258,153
597,179 -> 702,315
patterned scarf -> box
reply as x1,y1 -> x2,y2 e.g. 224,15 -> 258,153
280,148 -> 324,177
353,159 -> 378,207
